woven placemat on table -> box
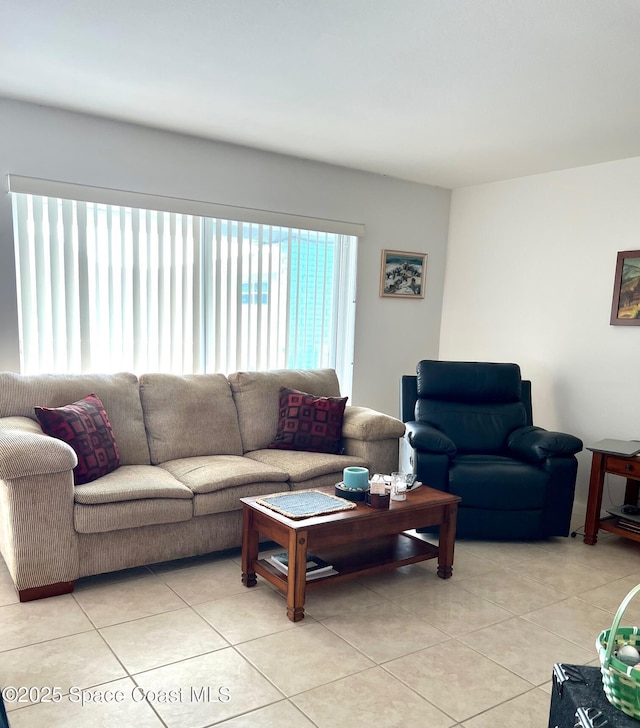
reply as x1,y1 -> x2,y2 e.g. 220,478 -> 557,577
256,489 -> 357,519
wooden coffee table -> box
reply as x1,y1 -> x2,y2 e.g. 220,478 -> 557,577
240,484 -> 460,621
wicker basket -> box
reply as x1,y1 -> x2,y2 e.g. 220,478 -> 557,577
596,583 -> 640,719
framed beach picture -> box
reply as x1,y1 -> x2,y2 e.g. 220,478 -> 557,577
379,249 -> 427,299
610,250 -> 640,326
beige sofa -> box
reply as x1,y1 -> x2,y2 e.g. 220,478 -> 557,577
0,368 -> 405,601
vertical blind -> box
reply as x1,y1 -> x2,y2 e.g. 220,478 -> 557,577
10,190 -> 358,393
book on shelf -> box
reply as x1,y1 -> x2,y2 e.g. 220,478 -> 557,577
268,552 -> 337,579
616,518 -> 640,534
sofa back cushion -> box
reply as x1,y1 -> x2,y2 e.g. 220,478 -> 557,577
140,373 -> 243,464
0,371 -> 150,465
228,369 -> 342,453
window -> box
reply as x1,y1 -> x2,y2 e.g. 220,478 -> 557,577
9,178 -> 361,394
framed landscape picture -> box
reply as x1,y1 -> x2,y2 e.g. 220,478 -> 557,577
610,250 -> 640,326
380,250 -> 427,299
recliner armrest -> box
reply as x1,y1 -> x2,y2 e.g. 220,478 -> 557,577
507,425 -> 583,463
405,421 -> 457,456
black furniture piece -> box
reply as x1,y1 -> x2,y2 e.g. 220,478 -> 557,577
0,690 -> 8,728
400,360 -> 583,539
549,663 -> 635,727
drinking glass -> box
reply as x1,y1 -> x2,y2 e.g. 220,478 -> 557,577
390,472 -> 407,501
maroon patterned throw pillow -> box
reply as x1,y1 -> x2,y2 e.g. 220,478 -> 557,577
268,387 -> 347,454
35,393 -> 120,485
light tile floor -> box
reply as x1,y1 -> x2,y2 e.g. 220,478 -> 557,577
0,515 -> 637,727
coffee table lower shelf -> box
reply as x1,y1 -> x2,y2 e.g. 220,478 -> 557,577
253,532 -> 439,591
598,516 -> 640,543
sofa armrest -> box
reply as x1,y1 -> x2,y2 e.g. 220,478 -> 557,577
405,421 -> 457,456
507,425 -> 583,464
341,407 -> 405,476
341,406 -> 406,441
0,417 -> 79,596
0,416 -> 77,480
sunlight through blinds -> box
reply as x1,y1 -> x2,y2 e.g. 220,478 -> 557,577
9,185 -> 359,395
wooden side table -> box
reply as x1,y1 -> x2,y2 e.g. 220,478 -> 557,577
584,450 -> 640,545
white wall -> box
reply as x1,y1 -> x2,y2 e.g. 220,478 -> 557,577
4,100 -> 636,509
443,157 -> 640,508
0,98 -> 451,417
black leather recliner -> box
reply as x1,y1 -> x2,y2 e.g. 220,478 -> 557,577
400,360 -> 583,539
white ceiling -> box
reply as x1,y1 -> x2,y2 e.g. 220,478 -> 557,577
2,0 -> 640,189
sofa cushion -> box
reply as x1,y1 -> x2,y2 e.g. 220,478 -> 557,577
35,394 -> 120,485
74,500 -> 193,534
246,448 -> 367,483
73,465 -> 194,534
74,465 -> 193,504
160,455 -> 288,494
140,374 -> 243,464
0,371 -> 150,465
269,387 -> 347,454
192,482 -> 290,517
228,368 -> 342,453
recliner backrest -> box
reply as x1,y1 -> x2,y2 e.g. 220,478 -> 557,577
416,360 -> 522,401
415,360 -> 527,454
